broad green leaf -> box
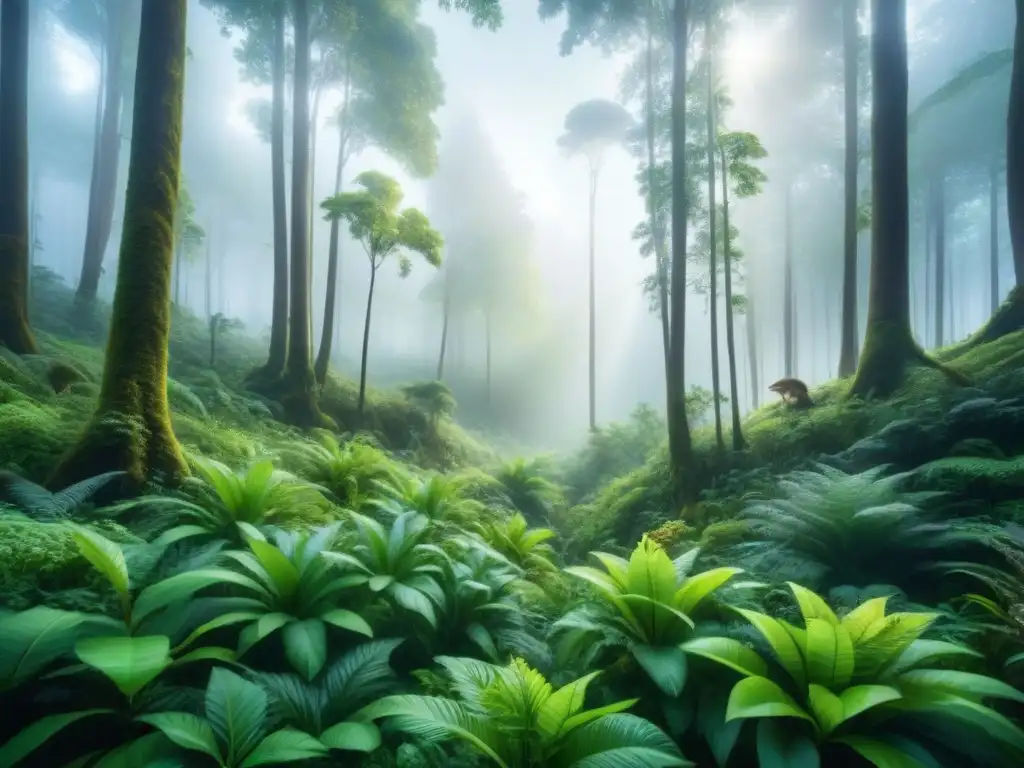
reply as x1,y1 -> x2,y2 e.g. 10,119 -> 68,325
565,565 -> 621,596
697,684 -> 742,767
804,619 -> 854,689
536,670 -> 601,739
173,611 -> 261,653
91,732 -> 183,768
590,552 -> 631,590
321,609 -> 373,638
835,735 -> 931,767
626,539 -> 678,604
283,619 -> 327,681
807,684 -> 843,734
136,712 -> 221,760
838,685 -> 901,723
75,635 -> 171,697
0,709 -> 112,766
840,597 -> 890,643
240,728 -> 327,766
914,694 -> 1024,754
886,639 -> 983,674
247,539 -> 301,599
631,644 -> 688,697
149,525 -> 210,549
734,609 -> 806,688
68,525 -> 129,601
756,719 -> 820,768
133,569 -> 267,627
206,667 -> 267,761
681,636 -> 768,678
787,583 -> 839,626
319,721 -> 381,752
0,606 -> 84,691
465,623 -> 499,661
725,676 -> 814,724
856,613 -> 938,677
172,646 -> 238,666
560,698 -> 638,734
238,612 -> 292,656
676,568 -> 741,615
898,669 -> 1024,704
368,575 -> 394,592
388,583 -> 436,627
554,712 -> 689,767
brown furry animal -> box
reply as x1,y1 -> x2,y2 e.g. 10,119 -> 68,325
769,378 -> 814,408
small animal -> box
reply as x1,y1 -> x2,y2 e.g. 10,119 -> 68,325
768,378 -> 814,408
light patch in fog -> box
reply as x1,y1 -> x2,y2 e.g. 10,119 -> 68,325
52,27 -> 98,95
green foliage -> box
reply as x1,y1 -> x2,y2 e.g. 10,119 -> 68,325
489,457 -> 565,526
684,583 -> 1024,766
557,98 -> 633,164
361,655 -> 690,767
0,469 -> 124,522
286,431 -> 402,512
478,512 -> 559,576
401,380 -> 457,425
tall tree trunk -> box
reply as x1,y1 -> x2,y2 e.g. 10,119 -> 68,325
0,0 -> 37,354
745,292 -> 759,408
314,78 -> 349,386
721,145 -> 745,450
932,174 -> 946,347
281,0 -> 324,427
357,265 -> 377,425
254,0 -> 290,381
924,185 -> 933,344
76,0 -> 128,306
668,0 -> 693,473
437,274 -> 450,380
51,0 -> 188,487
783,183 -> 794,376
991,155 -> 1001,314
587,161 -> 598,431
838,0 -> 860,376
850,0 -> 963,398
205,221 -> 212,320
706,46 -> 724,451
307,82 -> 322,353
1010,0 -> 1024,285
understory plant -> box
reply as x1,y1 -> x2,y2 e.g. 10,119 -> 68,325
683,582 -> 1024,766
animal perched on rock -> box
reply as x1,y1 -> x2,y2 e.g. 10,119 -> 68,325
769,378 -> 814,408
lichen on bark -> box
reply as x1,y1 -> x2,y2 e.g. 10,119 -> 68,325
50,0 -> 189,488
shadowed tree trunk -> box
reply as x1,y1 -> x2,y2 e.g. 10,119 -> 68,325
991,155 -> 1001,314
706,40 -> 724,452
357,265 -> 378,424
280,0 -> 326,427
0,0 -> 38,355
850,0 -> 966,399
437,274 -> 450,380
1011,0 -> 1024,285
932,173 -> 946,347
783,183 -> 794,376
76,0 -> 129,307
668,0 -> 693,475
51,0 -> 188,487
252,0 -> 290,382
746,292 -> 759,408
720,144 -> 745,450
838,0 -> 859,377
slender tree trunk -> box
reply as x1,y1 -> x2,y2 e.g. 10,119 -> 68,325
924,185 -> 933,345
437,270 -> 450,380
932,173 -> 946,347
314,62 -> 350,387
205,221 -> 212,321
746,292 -> 759,408
357,264 -> 377,425
51,0 -> 188,487
1010,0 -> 1024,285
721,146 -> 745,449
838,0 -> 860,376
783,183 -> 794,376
0,0 -> 37,354
485,305 -> 493,406
28,170 -> 38,307
210,323 -> 216,367
307,82 -> 322,352
76,1 -> 128,306
281,0 -> 323,426
706,48 -> 724,451
850,0 -> 963,398
255,0 -> 290,381
668,0 -> 693,472
587,161 -> 599,431
991,155 -> 1001,313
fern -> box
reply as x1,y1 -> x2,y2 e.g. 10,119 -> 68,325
0,470 -> 125,522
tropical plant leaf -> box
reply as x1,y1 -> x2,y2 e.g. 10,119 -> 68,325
75,635 -> 172,697
319,721 -> 381,752
239,728 -> 327,766
206,667 -> 268,761
283,619 -> 327,681
631,644 -> 688,697
725,676 -> 813,724
136,712 -> 222,761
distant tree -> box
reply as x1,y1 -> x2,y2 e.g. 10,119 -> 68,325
557,98 -> 633,432
323,171 -> 443,426
172,182 -> 205,306
837,0 -> 860,376
401,380 -> 456,428
0,0 -> 37,354
209,313 -> 243,368
52,0 -> 189,486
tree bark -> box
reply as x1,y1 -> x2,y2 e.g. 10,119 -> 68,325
587,160 -> 598,431
838,0 -> 860,376
76,0 -> 128,306
850,0 -> 965,399
783,183 -> 794,377
668,0 -> 693,473
932,173 -> 946,347
51,0 -> 188,487
721,145 -> 745,450
706,47 -> 724,451
1009,0 -> 1024,285
357,264 -> 378,425
280,0 -> 325,427
307,81 -> 322,352
437,273 -> 450,380
745,291 -> 759,409
991,154 -> 1001,314
0,0 -> 37,354
253,0 -> 290,382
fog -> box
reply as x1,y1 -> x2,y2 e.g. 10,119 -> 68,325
26,0 -> 1015,451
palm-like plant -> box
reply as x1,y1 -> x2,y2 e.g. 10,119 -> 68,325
0,469 -> 124,521
683,583 -> 1024,766
360,655 -> 690,767
371,470 -> 487,530
144,524 -> 373,680
288,431 -> 400,512
737,463 -> 1011,594
490,457 -> 565,526
478,512 -> 559,576
552,537 -> 742,697
328,511 -> 447,629
255,639 -> 404,755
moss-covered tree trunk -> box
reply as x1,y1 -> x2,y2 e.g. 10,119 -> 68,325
850,0 -> 965,399
720,145 -> 745,450
667,0 -> 693,475
838,0 -> 859,377
75,0 -> 128,307
253,0 -> 290,382
51,0 -> 188,487
280,0 -> 325,427
314,108 -> 348,386
0,0 -> 38,355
